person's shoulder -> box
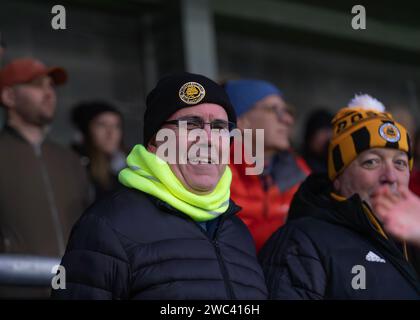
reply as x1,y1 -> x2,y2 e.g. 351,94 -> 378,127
259,217 -> 325,264
108,187 -> 155,210
83,187 -> 158,225
0,127 -> 18,144
75,188 -> 171,247
266,216 -> 322,244
0,128 -> 7,139
262,215 -> 341,251
288,215 -> 351,240
44,139 -> 76,156
63,190 -> 136,266
268,213 -> 366,259
287,216 -> 333,234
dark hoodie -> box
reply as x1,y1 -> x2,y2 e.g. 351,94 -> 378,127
259,173 -> 420,299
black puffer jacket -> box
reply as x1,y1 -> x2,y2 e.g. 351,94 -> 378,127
52,187 -> 267,299
259,174 -> 420,299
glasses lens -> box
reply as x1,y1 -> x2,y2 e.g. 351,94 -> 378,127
178,117 -> 203,130
211,120 -> 230,130
177,117 -> 234,131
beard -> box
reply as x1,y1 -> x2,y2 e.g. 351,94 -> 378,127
36,112 -> 55,126
18,102 -> 55,127
23,111 -> 54,127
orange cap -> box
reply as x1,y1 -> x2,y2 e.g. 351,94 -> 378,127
0,58 -> 67,91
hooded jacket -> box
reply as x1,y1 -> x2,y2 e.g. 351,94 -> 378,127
259,174 -> 420,299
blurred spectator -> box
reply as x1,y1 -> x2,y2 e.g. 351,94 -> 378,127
302,108 -> 333,174
71,101 -> 126,201
0,58 -> 90,259
409,129 -> 420,196
225,79 -> 310,252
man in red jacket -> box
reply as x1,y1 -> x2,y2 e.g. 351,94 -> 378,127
225,79 -> 310,252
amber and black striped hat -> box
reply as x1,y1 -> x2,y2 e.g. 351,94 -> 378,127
328,94 -> 413,180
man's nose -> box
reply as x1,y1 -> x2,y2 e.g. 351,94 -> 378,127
43,84 -> 55,99
279,111 -> 294,126
380,163 -> 398,184
202,123 -> 213,139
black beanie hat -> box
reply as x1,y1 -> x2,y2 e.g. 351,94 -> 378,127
143,72 -> 236,145
304,108 -> 333,143
71,101 -> 122,135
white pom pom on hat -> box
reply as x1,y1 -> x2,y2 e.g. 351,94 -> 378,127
347,94 -> 385,112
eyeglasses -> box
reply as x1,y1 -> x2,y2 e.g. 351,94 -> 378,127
163,116 -> 236,131
260,105 -> 294,120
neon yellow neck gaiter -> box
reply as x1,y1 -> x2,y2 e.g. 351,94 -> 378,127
118,144 -> 232,222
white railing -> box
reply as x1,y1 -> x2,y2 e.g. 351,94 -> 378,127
0,254 -> 61,287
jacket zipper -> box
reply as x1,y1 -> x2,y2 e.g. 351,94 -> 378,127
34,145 -> 65,255
212,238 -> 235,299
207,210 -> 237,299
164,201 -> 237,299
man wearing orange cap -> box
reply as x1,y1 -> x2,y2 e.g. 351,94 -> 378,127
0,58 -> 89,270
260,94 -> 420,299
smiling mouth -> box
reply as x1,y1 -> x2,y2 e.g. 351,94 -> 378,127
188,158 -> 216,164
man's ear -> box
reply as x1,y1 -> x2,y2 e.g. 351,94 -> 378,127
147,136 -> 157,153
1,86 -> 16,109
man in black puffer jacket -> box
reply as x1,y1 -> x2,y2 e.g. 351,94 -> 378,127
260,95 -> 420,299
51,73 -> 267,300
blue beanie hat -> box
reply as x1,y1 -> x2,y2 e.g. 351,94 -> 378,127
224,79 -> 282,117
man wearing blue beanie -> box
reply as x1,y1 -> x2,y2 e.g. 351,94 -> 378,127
224,80 -> 282,117
225,79 -> 310,252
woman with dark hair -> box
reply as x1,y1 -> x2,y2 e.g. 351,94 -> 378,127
301,108 -> 333,174
71,101 -> 126,200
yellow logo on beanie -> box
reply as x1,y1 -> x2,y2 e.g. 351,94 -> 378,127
379,123 -> 400,143
179,82 -> 206,104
